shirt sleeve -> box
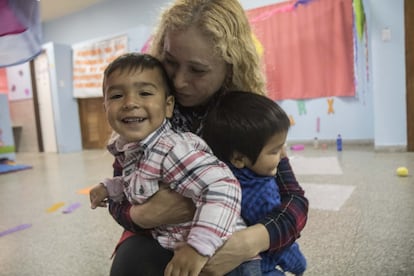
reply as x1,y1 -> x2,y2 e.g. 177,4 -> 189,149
108,159 -> 145,233
257,157 -> 309,253
162,138 -> 241,257
102,176 -> 125,202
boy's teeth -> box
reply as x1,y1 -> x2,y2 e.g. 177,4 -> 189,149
124,117 -> 144,122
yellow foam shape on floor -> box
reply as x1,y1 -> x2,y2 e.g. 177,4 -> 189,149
46,202 -> 65,213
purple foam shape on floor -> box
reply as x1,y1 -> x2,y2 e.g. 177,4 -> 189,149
0,223 -> 32,237
290,144 -> 305,151
62,202 -> 81,214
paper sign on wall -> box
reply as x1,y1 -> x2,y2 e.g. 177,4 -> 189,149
72,35 -> 128,98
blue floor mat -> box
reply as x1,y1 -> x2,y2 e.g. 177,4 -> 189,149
0,164 -> 32,174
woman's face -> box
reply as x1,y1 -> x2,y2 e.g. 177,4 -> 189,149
162,26 -> 228,107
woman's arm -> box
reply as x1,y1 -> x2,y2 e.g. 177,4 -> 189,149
108,159 -> 195,231
201,224 -> 269,276
201,157 -> 309,275
108,186 -> 195,230
259,156 -> 309,252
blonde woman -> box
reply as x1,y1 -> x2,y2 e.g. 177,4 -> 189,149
104,0 -> 308,275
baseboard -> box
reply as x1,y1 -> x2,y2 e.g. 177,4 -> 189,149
286,139 -> 408,152
374,145 -> 407,152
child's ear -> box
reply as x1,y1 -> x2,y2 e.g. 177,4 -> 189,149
230,151 -> 247,169
165,95 -> 175,118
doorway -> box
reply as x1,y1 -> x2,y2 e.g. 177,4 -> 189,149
32,51 -> 58,152
78,97 -> 112,149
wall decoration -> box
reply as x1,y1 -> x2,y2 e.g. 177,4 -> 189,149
140,36 -> 152,53
0,0 -> 27,36
297,100 -> 307,115
6,62 -> 32,101
289,115 -> 296,126
0,0 -> 42,67
252,33 -> 264,58
247,0 -> 355,100
316,117 -> 320,132
327,98 -> 335,114
353,0 -> 366,41
72,35 -> 128,98
364,24 -> 370,83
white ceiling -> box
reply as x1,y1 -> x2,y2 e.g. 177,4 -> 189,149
39,0 -> 106,22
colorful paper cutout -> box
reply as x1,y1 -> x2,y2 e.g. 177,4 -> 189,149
294,0 -> 314,8
353,0 -> 366,40
297,100 -> 307,115
327,98 -> 335,114
316,117 -> 320,132
140,35 -> 152,53
289,115 -> 296,126
252,33 -> 264,57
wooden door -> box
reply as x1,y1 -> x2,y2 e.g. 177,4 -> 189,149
78,97 -> 112,149
405,0 -> 414,151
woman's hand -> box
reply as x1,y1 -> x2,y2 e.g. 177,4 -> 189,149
201,224 -> 269,275
165,243 -> 209,276
129,186 -> 196,228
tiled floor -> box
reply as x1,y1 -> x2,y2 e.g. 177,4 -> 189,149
1,145 -> 413,276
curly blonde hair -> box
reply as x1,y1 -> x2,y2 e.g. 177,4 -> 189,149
149,0 -> 266,95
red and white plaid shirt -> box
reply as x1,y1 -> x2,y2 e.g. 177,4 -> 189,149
104,120 -> 243,257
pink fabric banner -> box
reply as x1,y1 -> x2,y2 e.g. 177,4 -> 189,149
0,0 -> 27,36
247,0 -> 355,100
0,0 -> 42,67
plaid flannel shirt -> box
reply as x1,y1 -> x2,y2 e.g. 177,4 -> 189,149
106,120 -> 242,257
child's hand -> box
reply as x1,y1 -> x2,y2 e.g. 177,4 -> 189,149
164,243 -> 209,276
89,183 -> 109,209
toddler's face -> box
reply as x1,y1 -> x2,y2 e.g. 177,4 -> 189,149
246,131 -> 288,176
103,67 -> 174,143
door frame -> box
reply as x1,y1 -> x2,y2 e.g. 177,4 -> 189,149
405,0 -> 413,151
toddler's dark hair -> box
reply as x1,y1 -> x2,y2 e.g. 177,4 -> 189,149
103,53 -> 174,97
203,91 -> 290,165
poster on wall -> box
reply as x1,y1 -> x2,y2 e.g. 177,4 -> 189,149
6,62 -> 32,101
72,35 -> 128,98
